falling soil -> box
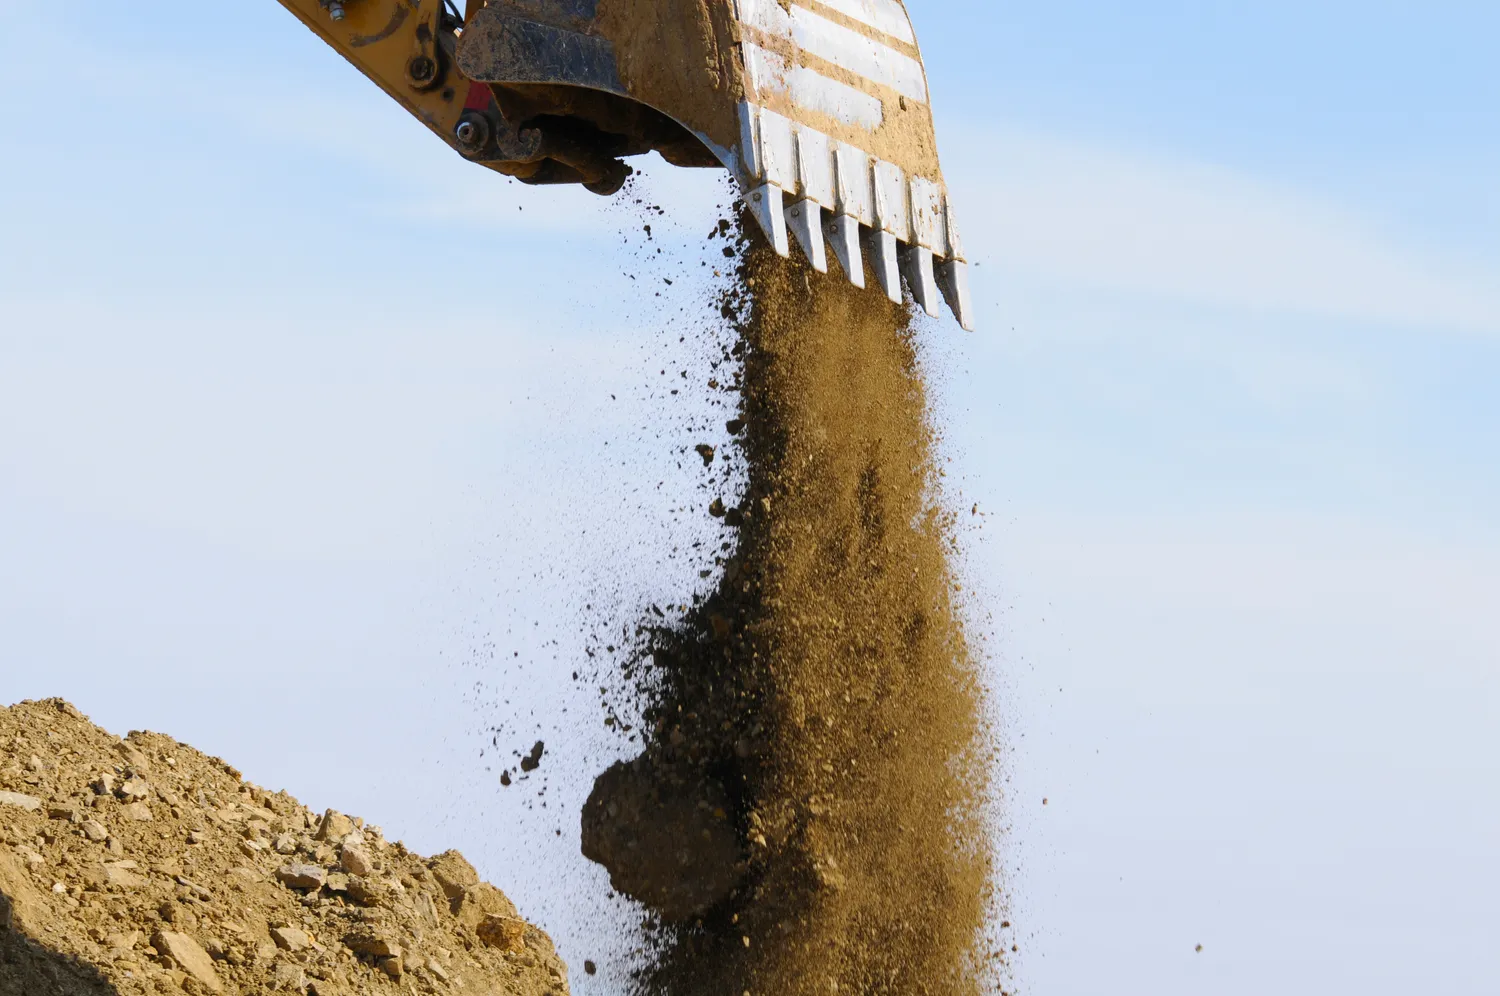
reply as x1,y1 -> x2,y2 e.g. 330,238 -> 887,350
582,226 -> 994,995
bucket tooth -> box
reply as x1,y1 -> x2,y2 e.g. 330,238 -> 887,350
863,227 -> 901,304
900,244 -> 940,317
785,199 -> 827,273
746,183 -> 790,257
823,212 -> 864,289
937,257 -> 974,331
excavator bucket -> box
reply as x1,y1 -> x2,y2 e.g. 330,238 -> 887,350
278,0 -> 971,327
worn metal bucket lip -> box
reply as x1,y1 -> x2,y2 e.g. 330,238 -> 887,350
733,100 -> 972,328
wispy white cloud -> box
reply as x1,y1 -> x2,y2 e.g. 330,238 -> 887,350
944,126 -> 1500,335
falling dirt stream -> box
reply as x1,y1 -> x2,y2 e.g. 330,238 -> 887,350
582,228 -> 995,995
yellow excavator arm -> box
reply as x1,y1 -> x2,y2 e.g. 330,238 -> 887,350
274,2 -> 492,172
274,0 -> 972,327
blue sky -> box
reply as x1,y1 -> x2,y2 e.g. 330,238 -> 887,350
2,3 -> 1496,994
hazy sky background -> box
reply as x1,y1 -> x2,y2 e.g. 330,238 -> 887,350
2,3 -> 1497,994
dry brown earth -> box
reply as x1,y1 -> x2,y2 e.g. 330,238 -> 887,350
0,698 -> 567,996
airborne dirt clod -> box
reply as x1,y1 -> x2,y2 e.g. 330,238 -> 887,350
583,225 -> 994,994
0,698 -> 567,996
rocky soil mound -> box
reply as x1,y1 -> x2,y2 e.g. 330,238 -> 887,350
0,698 -> 568,996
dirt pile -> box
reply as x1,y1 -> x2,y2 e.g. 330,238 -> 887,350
0,698 -> 568,996
583,231 -> 994,994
